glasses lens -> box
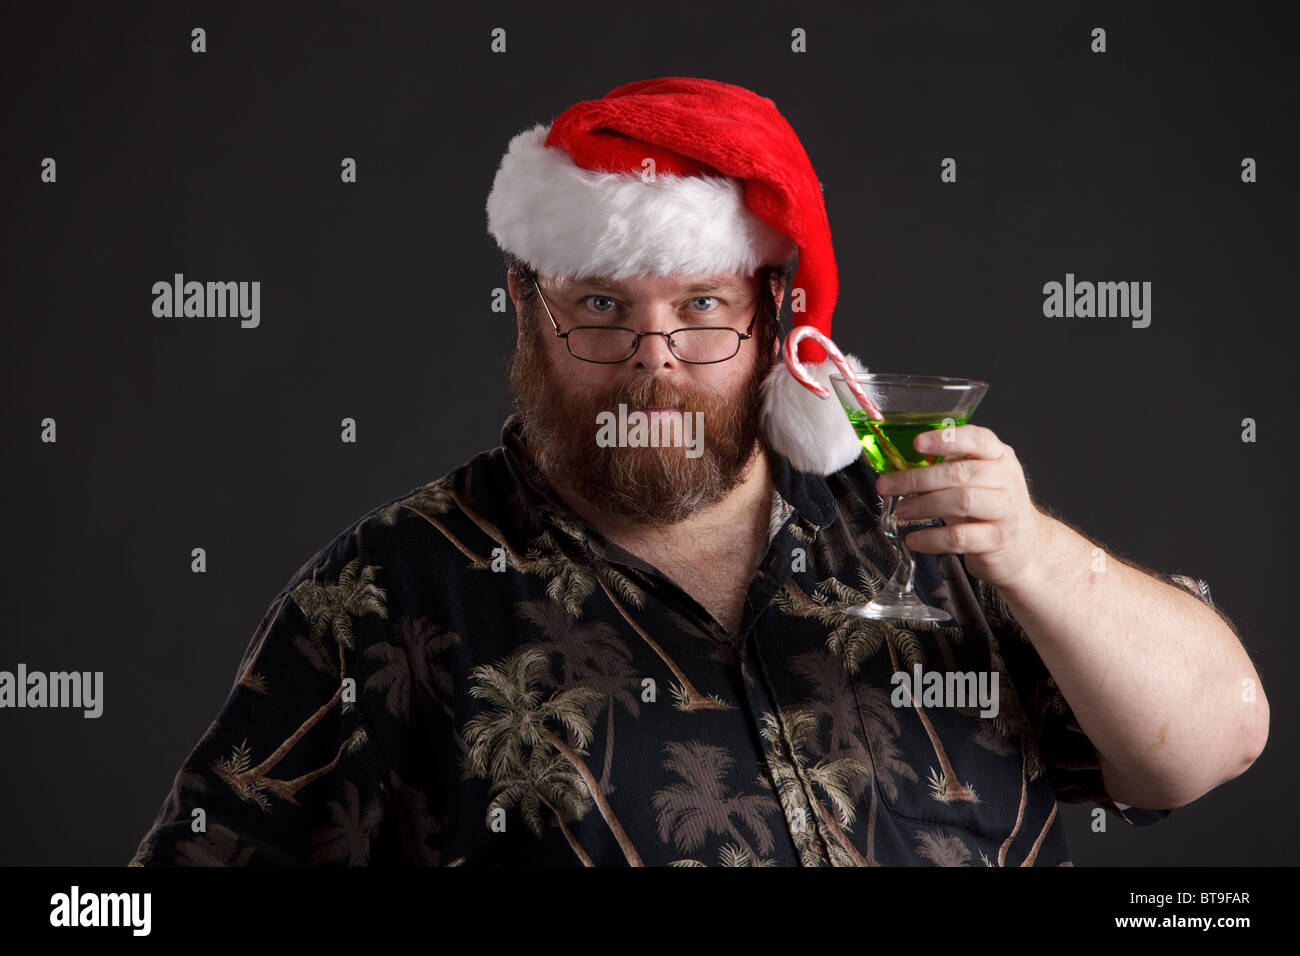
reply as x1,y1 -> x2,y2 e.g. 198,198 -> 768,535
567,327 -> 640,362
668,328 -> 742,363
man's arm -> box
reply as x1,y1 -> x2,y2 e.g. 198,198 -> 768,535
995,509 -> 1269,810
881,424 -> 1268,811
130,571 -> 394,866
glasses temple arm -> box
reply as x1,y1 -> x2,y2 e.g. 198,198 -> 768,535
531,279 -> 564,335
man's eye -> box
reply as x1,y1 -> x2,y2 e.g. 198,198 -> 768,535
583,295 -> 618,313
690,296 -> 719,311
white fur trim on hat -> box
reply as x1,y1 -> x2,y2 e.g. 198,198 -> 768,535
759,352 -> 869,475
486,124 -> 796,279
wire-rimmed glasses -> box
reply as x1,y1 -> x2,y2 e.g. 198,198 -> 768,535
532,279 -> 759,364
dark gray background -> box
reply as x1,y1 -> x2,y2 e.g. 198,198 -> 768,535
1,0 -> 1294,865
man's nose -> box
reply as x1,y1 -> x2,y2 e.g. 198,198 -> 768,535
631,304 -> 679,367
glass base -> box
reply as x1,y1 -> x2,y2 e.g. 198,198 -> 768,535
845,593 -> 953,623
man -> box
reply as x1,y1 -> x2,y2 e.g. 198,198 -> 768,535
131,77 -> 1267,867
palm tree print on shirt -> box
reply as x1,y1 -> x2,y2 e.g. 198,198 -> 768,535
774,571 -> 979,803
463,645 -> 645,866
653,740 -> 781,866
213,558 -> 385,810
391,478 -> 729,712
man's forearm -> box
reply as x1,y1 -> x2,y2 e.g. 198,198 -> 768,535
995,509 -> 1269,809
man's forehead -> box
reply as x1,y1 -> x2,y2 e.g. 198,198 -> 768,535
552,272 -> 751,294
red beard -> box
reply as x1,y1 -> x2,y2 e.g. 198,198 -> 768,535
508,325 -> 774,525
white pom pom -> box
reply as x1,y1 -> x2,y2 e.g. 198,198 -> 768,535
759,353 -> 869,475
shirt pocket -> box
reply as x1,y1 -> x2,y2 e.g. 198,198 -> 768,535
847,624 -> 1051,847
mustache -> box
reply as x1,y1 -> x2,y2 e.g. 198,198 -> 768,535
602,374 -> 703,411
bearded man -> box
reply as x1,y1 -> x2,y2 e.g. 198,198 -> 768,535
131,77 -> 1265,868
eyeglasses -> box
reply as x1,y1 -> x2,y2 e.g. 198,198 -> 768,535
532,279 -> 760,364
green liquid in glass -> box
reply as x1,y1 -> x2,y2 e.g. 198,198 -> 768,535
844,408 -> 968,474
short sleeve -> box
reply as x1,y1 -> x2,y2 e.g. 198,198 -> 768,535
973,576 -> 1177,828
1158,572 -> 1216,610
129,554 -> 394,866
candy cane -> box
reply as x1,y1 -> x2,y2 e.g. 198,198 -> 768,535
784,325 -> 914,472
784,325 -> 885,419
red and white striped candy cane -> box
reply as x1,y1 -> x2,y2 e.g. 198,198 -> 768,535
783,325 -> 884,420
784,325 -> 916,472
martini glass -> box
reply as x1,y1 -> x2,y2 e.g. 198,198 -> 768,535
829,372 -> 988,622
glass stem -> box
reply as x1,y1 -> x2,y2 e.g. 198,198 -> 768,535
880,494 -> 918,597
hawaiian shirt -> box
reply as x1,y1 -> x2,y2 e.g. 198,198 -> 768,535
130,413 -> 1215,866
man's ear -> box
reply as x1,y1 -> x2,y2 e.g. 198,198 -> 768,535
770,271 -> 787,359
506,270 -> 530,349
766,267 -> 788,317
507,269 -> 522,313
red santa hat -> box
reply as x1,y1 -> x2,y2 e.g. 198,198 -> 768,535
485,75 -> 865,475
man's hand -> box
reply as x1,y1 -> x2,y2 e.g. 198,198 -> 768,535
872,424 -> 1046,592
